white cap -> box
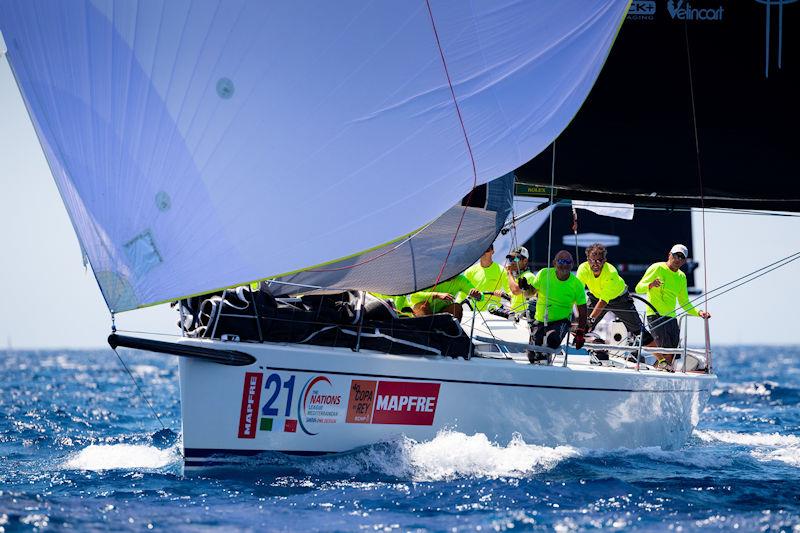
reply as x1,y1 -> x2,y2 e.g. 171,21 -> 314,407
670,244 -> 688,257
507,246 -> 529,259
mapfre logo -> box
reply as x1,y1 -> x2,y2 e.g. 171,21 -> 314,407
237,372 -> 263,438
667,0 -> 724,21
371,381 -> 441,425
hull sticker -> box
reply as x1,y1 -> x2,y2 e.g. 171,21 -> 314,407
235,371 -> 442,438
237,372 -> 263,439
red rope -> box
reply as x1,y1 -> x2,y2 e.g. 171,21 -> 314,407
310,2 -> 479,295
424,0 -> 479,292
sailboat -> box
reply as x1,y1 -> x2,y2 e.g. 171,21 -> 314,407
4,0 -> 782,471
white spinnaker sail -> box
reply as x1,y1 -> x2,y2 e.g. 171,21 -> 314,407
0,0 -> 629,312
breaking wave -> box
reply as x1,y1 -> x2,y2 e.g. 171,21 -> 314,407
61,443 -> 181,471
296,431 -> 580,481
695,430 -> 800,468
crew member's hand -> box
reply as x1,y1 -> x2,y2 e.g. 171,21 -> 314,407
468,289 -> 482,300
436,292 -> 454,302
698,310 -> 711,319
649,279 -> 663,289
573,331 -> 585,349
518,277 -> 531,291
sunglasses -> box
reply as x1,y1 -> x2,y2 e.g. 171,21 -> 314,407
588,258 -> 605,264
671,253 -> 686,260
506,255 -> 522,262
556,258 -> 573,266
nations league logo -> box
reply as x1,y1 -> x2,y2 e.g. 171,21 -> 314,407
667,0 -> 725,20
298,376 -> 343,435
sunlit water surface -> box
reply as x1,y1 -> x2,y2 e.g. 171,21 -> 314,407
1,347 -> 799,531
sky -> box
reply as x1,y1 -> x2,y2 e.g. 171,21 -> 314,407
1,53 -> 799,349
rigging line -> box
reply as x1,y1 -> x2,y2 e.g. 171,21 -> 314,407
111,347 -> 184,459
627,205 -> 800,217
422,0 -> 478,304
572,206 -> 579,271
683,249 -> 800,307
642,250 -> 800,335
671,250 -> 800,324
544,141 -> 557,325
683,20 -> 709,318
501,200 -> 553,232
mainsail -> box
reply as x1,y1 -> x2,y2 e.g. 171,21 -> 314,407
516,1 -> 800,211
0,0 -> 630,312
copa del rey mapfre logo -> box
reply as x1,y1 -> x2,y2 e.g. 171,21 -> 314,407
346,380 -> 440,425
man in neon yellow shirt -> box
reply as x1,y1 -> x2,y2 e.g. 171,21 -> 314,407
464,244 -> 509,311
576,243 -> 654,347
635,244 -> 711,366
408,274 -> 481,320
505,246 -> 534,315
522,250 -> 587,363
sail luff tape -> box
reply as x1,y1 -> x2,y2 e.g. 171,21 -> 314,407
0,30 -> 7,56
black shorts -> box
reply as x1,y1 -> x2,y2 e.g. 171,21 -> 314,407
588,291 -> 654,345
647,314 -> 681,349
529,319 -> 571,349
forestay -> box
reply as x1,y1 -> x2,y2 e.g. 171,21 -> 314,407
0,0 -> 629,311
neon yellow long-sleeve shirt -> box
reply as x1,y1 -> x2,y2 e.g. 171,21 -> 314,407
408,274 -> 477,314
464,262 -> 510,311
635,262 -> 699,317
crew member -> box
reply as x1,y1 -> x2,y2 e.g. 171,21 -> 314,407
464,244 -> 509,311
576,243 -> 655,347
635,244 -> 711,369
521,250 -> 588,364
408,274 -> 481,320
505,246 -> 534,314
370,293 -> 414,317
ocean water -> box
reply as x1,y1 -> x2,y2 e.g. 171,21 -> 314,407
1,347 -> 799,532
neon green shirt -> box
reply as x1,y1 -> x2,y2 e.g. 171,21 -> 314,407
635,262 -> 699,317
464,262 -> 510,311
508,269 -> 532,313
576,261 -> 627,302
409,275 -> 476,314
530,268 -> 587,322
370,293 -> 413,316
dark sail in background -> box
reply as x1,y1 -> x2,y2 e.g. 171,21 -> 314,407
515,0 -> 799,211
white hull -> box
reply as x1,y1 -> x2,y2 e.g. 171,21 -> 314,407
178,333 -> 715,470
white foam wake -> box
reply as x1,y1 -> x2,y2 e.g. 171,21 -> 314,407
405,431 -> 580,481
711,381 -> 776,397
694,430 -> 800,468
298,431 -> 580,481
695,430 -> 800,447
62,444 -> 180,471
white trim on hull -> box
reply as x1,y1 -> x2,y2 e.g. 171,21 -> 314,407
178,338 -> 715,470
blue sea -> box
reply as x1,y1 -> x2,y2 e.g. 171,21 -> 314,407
1,347 -> 799,532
